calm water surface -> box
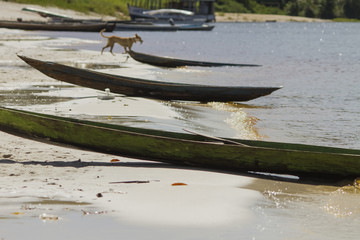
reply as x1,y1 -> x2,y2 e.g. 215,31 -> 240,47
2,22 -> 360,240
39,22 -> 360,149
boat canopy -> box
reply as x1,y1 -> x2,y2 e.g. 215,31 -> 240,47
143,9 -> 195,16
128,0 -> 215,15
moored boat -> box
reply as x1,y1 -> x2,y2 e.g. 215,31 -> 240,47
128,50 -> 261,68
177,23 -> 214,31
18,55 -> 279,102
114,22 -> 214,31
1,106 -> 360,180
0,20 -> 115,32
114,23 -> 177,31
127,0 -> 216,23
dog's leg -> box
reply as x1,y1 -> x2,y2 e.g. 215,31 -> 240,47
109,44 -> 115,56
101,41 -> 111,55
101,46 -> 107,54
122,46 -> 128,54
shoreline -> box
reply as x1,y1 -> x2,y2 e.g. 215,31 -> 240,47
0,2 -> 352,239
0,0 -> 327,23
215,12 -> 329,23
0,31 -> 260,236
0,1 -> 264,237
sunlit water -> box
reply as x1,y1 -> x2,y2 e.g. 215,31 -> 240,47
1,22 -> 360,239
34,22 -> 360,149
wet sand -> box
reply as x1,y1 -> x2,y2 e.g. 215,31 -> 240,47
0,2 -> 264,238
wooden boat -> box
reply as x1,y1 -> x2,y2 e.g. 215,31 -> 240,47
177,23 -> 214,31
128,51 -> 262,68
127,0 -> 215,23
18,55 -> 280,102
0,20 -> 115,32
114,23 -> 214,31
1,106 -> 360,180
22,7 -> 73,20
115,23 -> 177,31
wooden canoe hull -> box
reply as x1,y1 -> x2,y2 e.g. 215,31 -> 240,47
1,107 -> 360,179
114,23 -> 214,31
177,24 -> 214,31
128,51 -> 261,68
18,55 -> 280,102
0,20 -> 115,32
115,23 -> 177,31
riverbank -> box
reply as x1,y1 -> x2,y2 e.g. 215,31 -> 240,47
215,12 -> 329,22
0,1 -> 264,238
0,0 -> 327,23
1,2 -> 357,240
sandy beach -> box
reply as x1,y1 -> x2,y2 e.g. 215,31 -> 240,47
1,1 -> 353,239
0,1 -> 267,238
215,12 -> 328,22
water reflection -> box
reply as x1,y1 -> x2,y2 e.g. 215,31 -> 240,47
0,85 -> 74,106
71,62 -> 122,70
246,178 -> 360,239
1,82 -> 264,141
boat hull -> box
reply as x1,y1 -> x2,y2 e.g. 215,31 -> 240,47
115,23 -> 177,31
1,107 -> 360,179
114,23 -> 214,31
0,20 -> 115,32
18,55 -> 280,102
128,51 -> 261,68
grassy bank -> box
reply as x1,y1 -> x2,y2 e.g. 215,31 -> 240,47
6,0 -> 286,19
333,18 -> 360,22
5,0 -> 129,18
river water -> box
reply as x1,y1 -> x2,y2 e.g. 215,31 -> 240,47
2,22 -> 360,239
118,22 -> 360,149
39,22 -> 360,149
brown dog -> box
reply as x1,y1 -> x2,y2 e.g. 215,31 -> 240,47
100,29 -> 143,55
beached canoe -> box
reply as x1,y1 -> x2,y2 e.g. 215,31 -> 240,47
1,106 -> 360,179
128,51 -> 261,68
0,20 -> 115,32
18,55 -> 280,102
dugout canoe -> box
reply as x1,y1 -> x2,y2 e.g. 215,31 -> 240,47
177,23 -> 214,31
128,51 -> 261,68
114,23 -> 214,31
18,55 -> 280,102
1,106 -> 360,179
0,20 -> 115,32
115,23 -> 177,31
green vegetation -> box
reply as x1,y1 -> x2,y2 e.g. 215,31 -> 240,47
284,0 -> 360,19
5,0 -> 129,18
333,17 -> 360,22
215,0 -> 286,14
216,0 -> 360,20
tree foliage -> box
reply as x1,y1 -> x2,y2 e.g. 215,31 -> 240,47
319,0 -> 335,19
284,0 -> 360,19
343,0 -> 360,19
215,0 -> 285,14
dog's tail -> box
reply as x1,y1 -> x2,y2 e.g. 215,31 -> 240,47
100,29 -> 108,38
